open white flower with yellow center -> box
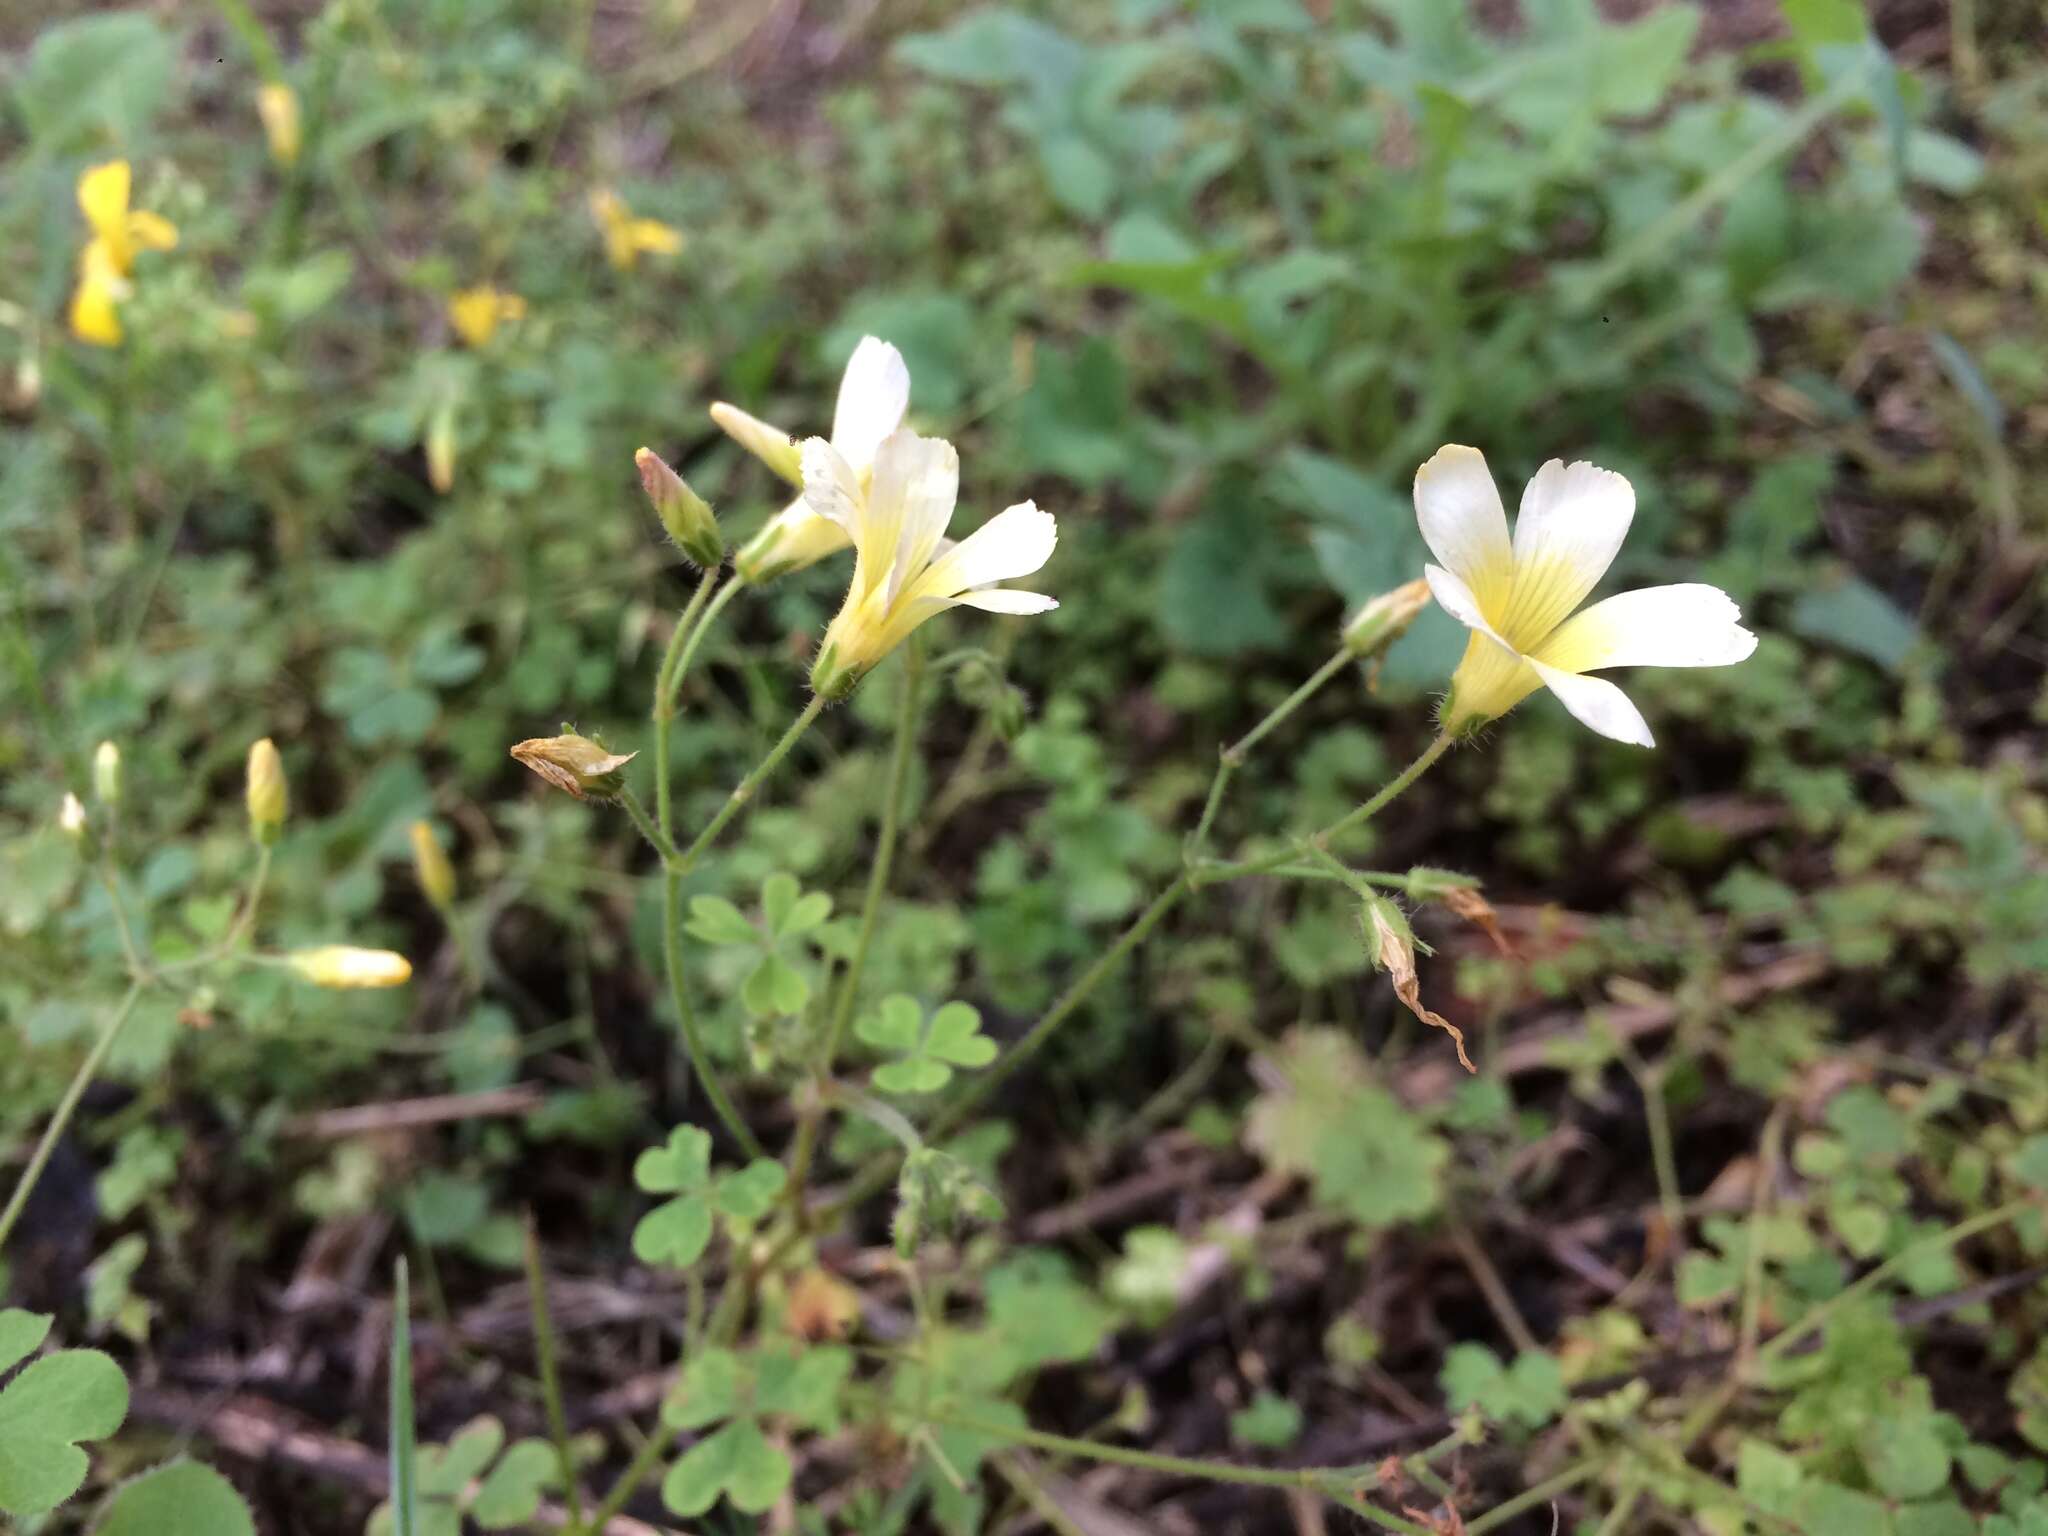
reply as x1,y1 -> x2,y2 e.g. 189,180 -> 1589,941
804,429 -> 1056,698
1419,445 -> 1757,747
716,335 -> 909,583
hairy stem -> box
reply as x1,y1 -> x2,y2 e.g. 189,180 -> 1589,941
0,982 -> 146,1252
652,569 -> 720,839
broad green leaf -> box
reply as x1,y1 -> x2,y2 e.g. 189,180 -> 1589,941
418,1417 -> 503,1497
685,896 -> 757,947
1860,1411 -> 1953,1500
661,1418 -> 791,1518
93,1460 -> 256,1536
634,1127 -> 713,1194
0,1346 -> 131,1514
753,1343 -> 854,1430
742,953 -> 809,1018
663,1348 -> 746,1431
0,1312 -> 51,1375
1440,1345 -> 1566,1431
1790,576 -> 1919,672
15,12 -> 177,152
470,1440 -> 555,1529
715,1160 -> 788,1223
1230,1392 -> 1304,1449
632,1196 -> 714,1268
856,995 -> 924,1054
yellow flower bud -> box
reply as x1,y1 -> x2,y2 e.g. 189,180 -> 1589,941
635,447 -> 723,568
93,740 -> 121,806
426,399 -> 458,494
246,738 -> 287,842
287,945 -> 413,989
1341,577 -> 1431,659
509,733 -> 637,802
257,83 -> 302,167
410,820 -> 457,909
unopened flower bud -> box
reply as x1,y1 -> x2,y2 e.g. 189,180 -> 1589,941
93,741 -> 121,806
59,792 -> 89,842
708,401 -> 804,487
426,399 -> 458,494
636,447 -> 723,568
257,83 -> 302,167
1342,577 -> 1431,659
509,732 -> 637,802
287,945 -> 413,989
410,820 -> 456,909
246,738 -> 287,843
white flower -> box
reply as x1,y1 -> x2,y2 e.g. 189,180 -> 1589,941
716,335 -> 910,583
804,429 -> 1056,697
1416,445 -> 1757,747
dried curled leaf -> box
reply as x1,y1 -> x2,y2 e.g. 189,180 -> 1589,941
1368,901 -> 1475,1074
1440,885 -> 1514,957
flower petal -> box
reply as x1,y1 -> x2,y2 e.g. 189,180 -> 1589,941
1533,584 -> 1758,674
127,210 -> 178,251
869,431 -> 959,602
1424,563 -> 1513,652
951,587 -> 1058,614
1527,657 -> 1654,747
1499,459 -> 1634,644
915,501 -> 1057,599
799,437 -> 865,537
709,401 -> 803,486
1414,445 -> 1512,614
830,335 -> 910,470
78,161 -> 131,243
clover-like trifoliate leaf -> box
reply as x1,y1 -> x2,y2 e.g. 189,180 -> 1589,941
0,1310 -> 130,1515
92,1459 -> 257,1536
633,1196 -> 714,1268
741,952 -> 809,1018
663,1347 -> 748,1431
469,1439 -> 555,1529
761,873 -> 832,939
684,896 -> 758,947
715,1159 -> 788,1222
753,1343 -> 853,1433
418,1416 -> 504,1497
634,1126 -> 714,1194
859,996 -> 995,1094
661,1418 -> 791,1518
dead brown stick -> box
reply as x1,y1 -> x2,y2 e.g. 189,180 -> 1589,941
284,1084 -> 547,1139
127,1385 -> 671,1536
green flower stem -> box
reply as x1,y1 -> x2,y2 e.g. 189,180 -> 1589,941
585,1416 -> 673,1534
924,1411 -> 1432,1536
652,569 -> 721,839
1461,1460 -> 1602,1536
654,692 -> 826,1161
1188,647 -> 1352,856
523,1216 -> 586,1535
0,981 -> 145,1252
1751,1194 -> 2034,1369
617,786 -> 677,864
663,865 -> 763,1161
787,644 -> 926,1205
672,694 -> 828,876
807,730 -> 1458,1234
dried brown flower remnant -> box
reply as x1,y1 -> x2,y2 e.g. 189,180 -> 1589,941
1439,884 -> 1513,956
1367,899 -> 1475,1074
510,733 -> 637,802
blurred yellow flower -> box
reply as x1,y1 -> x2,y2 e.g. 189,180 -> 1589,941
1416,445 -> 1757,747
805,429 -> 1056,698
68,160 -> 177,347
287,946 -> 413,989
449,285 -> 525,348
590,188 -> 682,270
410,820 -> 456,909
719,335 -> 909,583
257,83 -> 302,167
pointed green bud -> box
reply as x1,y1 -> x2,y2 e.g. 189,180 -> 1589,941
636,447 -> 724,568
93,740 -> 121,806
